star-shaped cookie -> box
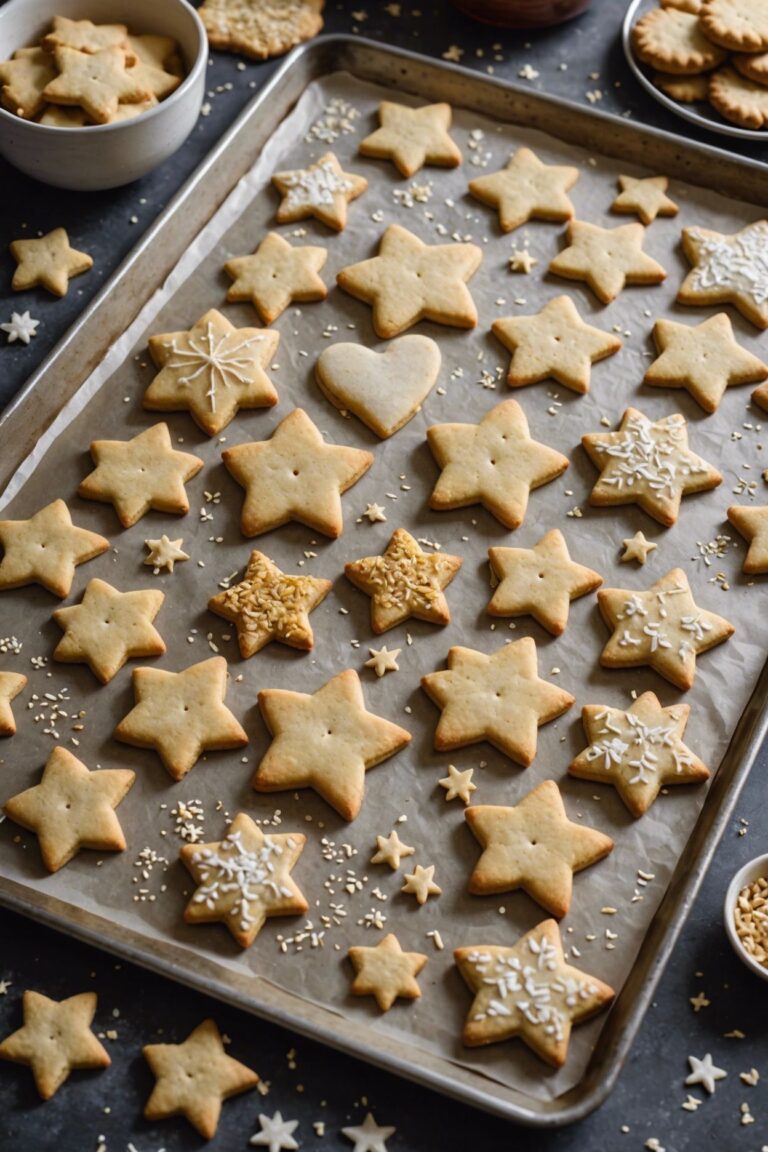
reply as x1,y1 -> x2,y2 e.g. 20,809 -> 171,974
180,812 -> 308,948
454,920 -> 614,1067
492,296 -> 622,394
611,175 -> 679,225
598,567 -> 735,690
438,763 -> 477,804
44,45 -> 150,124
427,399 -> 569,529
208,550 -> 332,657
359,100 -> 462,177
3,746 -> 135,873
728,504 -> 768,573
348,933 -> 427,1012
272,152 -> 367,231
224,232 -> 328,325
549,220 -> 667,304
0,671 -> 26,736
0,990 -> 110,1099
345,528 -> 462,634
468,147 -> 578,233
678,221 -> 768,330
645,314 -> 768,413
10,228 -> 93,297
256,670 -> 411,820
401,863 -> 442,904
144,535 -> 188,573
0,47 -> 57,119
465,780 -> 614,917
223,408 -> 373,539
42,15 -> 132,55
621,531 -> 657,565
337,224 -> 482,338
487,529 -> 602,635
371,829 -> 415,869
583,407 -> 721,527
342,1113 -> 396,1152
569,692 -> 710,816
53,578 -> 165,683
0,499 -> 108,598
145,309 -> 279,436
78,423 -> 203,528
114,655 -> 247,780
421,639 -> 574,767
365,645 -> 401,676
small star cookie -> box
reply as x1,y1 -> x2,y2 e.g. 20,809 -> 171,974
250,1111 -> 300,1151
621,531 -> 657,565
371,830 -> 415,870
0,499 -> 109,598
342,1114 -> 396,1152
468,147 -> 578,233
10,228 -> 92,297
677,221 -> 768,330
727,504 -> 768,573
438,763 -> 477,804
0,48 -> 56,119
0,310 -> 39,344
52,578 -> 165,684
359,100 -> 461,177
272,152 -> 367,231
685,1052 -> 727,1094
365,645 -> 401,677
645,313 -> 768,412
224,232 -> 328,325
549,220 -> 667,304
0,671 -> 26,737
401,863 -> 441,905
487,529 -> 602,635
611,175 -> 679,225
348,933 -> 427,1011
144,535 -> 188,573
43,45 -> 151,124
0,990 -> 110,1099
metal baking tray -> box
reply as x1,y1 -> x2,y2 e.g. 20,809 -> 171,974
2,36 -> 768,1128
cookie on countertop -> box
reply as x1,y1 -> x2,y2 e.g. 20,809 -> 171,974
224,232 -> 327,325
348,934 -> 427,1012
44,45 -> 151,124
0,47 -> 56,119
549,220 -> 667,304
52,578 -> 165,684
0,671 -> 26,737
645,313 -> 768,412
198,0 -> 324,60
487,529 -> 602,635
611,175 -> 679,225
708,66 -> 768,129
699,0 -> 768,51
10,228 -> 92,297
727,504 -> 768,572
359,100 -> 461,177
0,990 -> 110,1100
632,7 -> 727,73
272,152 -> 367,232
468,147 -> 578,233
0,499 -> 109,598
677,221 -> 768,330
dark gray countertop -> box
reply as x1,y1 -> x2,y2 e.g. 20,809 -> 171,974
1,3 -> 768,1149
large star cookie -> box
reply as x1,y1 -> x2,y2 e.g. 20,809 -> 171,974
10,228 -> 92,296
727,504 -> 768,573
0,991 -> 110,1099
468,147 -> 578,233
611,174 -> 679,225
677,221 -> 768,329
421,639 -> 574,767
0,671 -> 26,737
488,529 -> 602,635
0,499 -> 108,598
53,578 -> 165,684
44,45 -> 151,124
272,152 -> 367,231
224,232 -> 327,325
348,933 -> 427,1012
359,100 -> 461,177
549,220 -> 667,304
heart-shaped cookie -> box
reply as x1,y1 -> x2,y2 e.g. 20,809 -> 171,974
315,335 -> 441,439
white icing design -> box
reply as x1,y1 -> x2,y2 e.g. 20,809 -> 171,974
162,321 -> 265,412
614,585 -> 699,663
586,708 -> 694,787
191,829 -> 295,932
593,413 -> 706,500
688,222 -> 768,307
280,160 -> 354,210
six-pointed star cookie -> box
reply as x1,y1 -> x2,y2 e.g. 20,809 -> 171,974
611,175 -> 679,225
337,224 -> 482,338
454,920 -> 614,1068
180,812 -> 308,948
144,534 -> 188,573
468,147 -> 578,233
0,990 -> 110,1099
255,669 -> 411,821
598,567 -> 735,690
44,45 -> 150,124
0,499 -> 108,598
583,407 -> 721,527
492,296 -> 622,394
678,221 -> 768,329
223,407 -> 373,539
465,780 -> 614,917
0,671 -> 26,736
549,220 -> 667,304
348,933 -> 428,1012
78,422 -> 203,528
53,578 -> 165,683
359,100 -> 462,177
569,692 -> 710,817
421,638 -> 575,767
145,308 -> 279,436
114,655 -> 247,780
224,232 -> 328,325
728,504 -> 768,573
345,527 -> 463,634
143,1018 -> 259,1139
3,746 -> 134,873
427,399 -> 569,529
208,550 -> 332,657
488,529 -> 602,635
10,227 -> 93,296
645,313 -> 768,413
272,152 -> 367,231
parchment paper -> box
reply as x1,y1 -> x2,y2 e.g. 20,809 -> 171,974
1,72 -> 767,1103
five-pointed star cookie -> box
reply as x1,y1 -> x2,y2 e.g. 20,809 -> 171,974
678,221 -> 768,329
143,1018 -> 259,1138
255,669 -> 411,821
454,920 -> 614,1067
611,175 -> 679,225
365,645 -> 401,676
3,746 -> 134,873
342,1113 -> 396,1152
468,147 -> 578,233
421,638 -> 575,767
348,933 -> 428,1011
345,527 -> 463,634
427,399 -> 569,529
272,152 -> 367,231
0,47 -> 57,119
549,220 -> 667,304
144,534 -> 188,573
114,655 -> 247,780
621,531 -> 657,565
598,567 -> 735,690
569,692 -> 710,816
145,308 -> 279,436
728,504 -> 768,573
359,100 -> 461,177
208,550 -> 332,657
488,529 -> 602,635
10,228 -> 93,297
685,1052 -> 727,1094
250,1110 -> 299,1151
337,224 -> 482,338
224,232 -> 328,325
370,829 -> 415,869
52,578 -> 165,684
645,314 -> 768,413
465,780 -> 614,917
0,990 -> 110,1099
223,408 -> 373,539
180,812 -> 308,948
78,423 -> 203,528
0,499 -> 108,598
0,671 -> 26,737
44,45 -> 151,124
582,407 -> 721,527
492,295 -> 622,394
438,763 -> 477,804
401,863 -> 442,904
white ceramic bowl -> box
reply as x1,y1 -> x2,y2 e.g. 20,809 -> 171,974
723,852 -> 768,983
0,0 -> 207,190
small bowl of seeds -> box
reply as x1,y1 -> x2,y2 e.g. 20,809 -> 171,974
724,853 -> 768,981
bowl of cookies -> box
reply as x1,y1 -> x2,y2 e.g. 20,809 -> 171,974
0,0 -> 207,190
724,853 -> 768,982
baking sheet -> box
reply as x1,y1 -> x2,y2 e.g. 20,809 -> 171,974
1,70 -> 767,1104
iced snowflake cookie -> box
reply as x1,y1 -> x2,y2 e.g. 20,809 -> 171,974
0,499 -> 108,598
582,407 -> 721,527
454,920 -> 614,1068
709,66 -> 768,129
10,228 -> 92,297
468,147 -> 578,233
611,175 -> 679,226
198,0 -> 324,61
0,990 -> 110,1100
598,568 -> 735,691
0,671 -> 26,737
632,8 -> 727,73
223,232 -> 328,325
645,314 -> 768,413
700,0 -> 768,50
727,505 -> 768,572
550,221 -> 667,304
53,578 -> 165,684
348,934 -> 427,1012
359,100 -> 462,177
677,221 -> 768,330
272,152 -> 367,232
